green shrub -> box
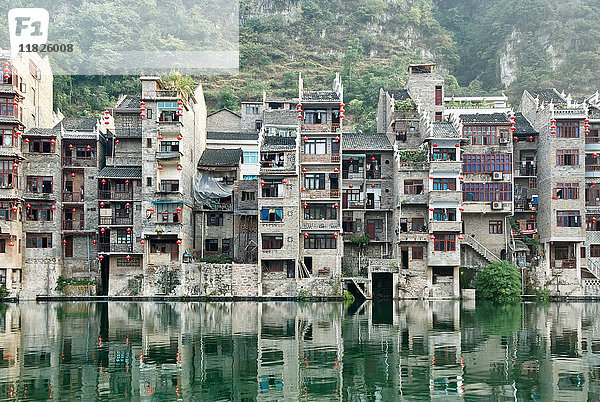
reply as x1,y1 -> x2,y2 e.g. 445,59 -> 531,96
198,256 -> 232,264
0,286 -> 9,300
473,261 -> 522,304
535,288 -> 551,303
343,290 -> 355,302
55,276 -> 96,293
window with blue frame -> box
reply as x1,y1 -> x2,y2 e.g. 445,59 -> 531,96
243,152 -> 258,164
433,208 -> 456,221
157,102 -> 180,122
261,208 -> 283,222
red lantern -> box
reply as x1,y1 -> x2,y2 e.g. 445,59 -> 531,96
333,233 -> 339,237
458,236 -> 464,240
297,103 -> 303,108
177,112 -> 183,117
71,172 -> 75,177
552,196 -> 557,199
530,215 -> 535,220
12,163 -> 18,168
101,179 -> 106,184
177,135 -> 183,140
333,203 -> 339,208
176,239 -> 182,245
92,239 -> 97,244
371,184 -> 375,188
282,179 -> 287,184
99,255 -> 104,260
126,228 -> 131,232
126,255 -> 131,260
302,168 -> 307,173
432,144 -> 438,147
125,180 -> 129,184
429,176 -> 434,180
371,157 -> 376,161
458,207 -> 464,211
24,138 -> 30,143
510,126 -> 515,131
158,135 -> 163,140
510,115 -> 515,120
8,242 -> 14,247
593,217 -> 598,222
157,165 -> 163,170
26,204 -> 31,208
71,208 -> 76,213
115,140 -> 120,145
86,145 -> 91,150
12,100 -> 18,106
297,113 -> 303,119
592,182 -> 597,186
302,203 -> 308,207
125,203 -> 131,207
68,144 -> 73,149
140,101 -> 145,106
177,165 -> 183,170
51,205 -> 56,210
339,113 -> 344,119
148,207 -> 155,212
303,233 -> 309,238
303,136 -> 308,141
176,206 -> 182,211
100,202 -> 105,207
429,208 -> 434,211
140,240 -> 145,245
529,136 -> 534,141
333,168 -> 339,173
301,187 -> 306,191
349,158 -> 354,162
49,139 -> 56,144
348,184 -> 353,188
593,153 -> 599,157
459,176 -> 464,180
513,137 -> 518,141
100,228 -> 106,233
585,118 -> 590,123
15,131 -> 21,136
334,136 -> 340,141
62,240 -> 67,244
340,103 -> 345,108
430,236 -> 435,240
455,143 -> 460,147
550,118 -> 556,123
178,100 -> 183,105
11,206 -> 17,211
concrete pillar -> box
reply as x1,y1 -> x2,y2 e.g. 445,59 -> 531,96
453,266 -> 460,297
576,241 -> 582,284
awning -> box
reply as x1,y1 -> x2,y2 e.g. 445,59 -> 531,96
194,170 -> 233,202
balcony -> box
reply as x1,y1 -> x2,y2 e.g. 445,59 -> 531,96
401,194 -> 428,204
301,123 -> 341,133
397,232 -> 429,242
98,243 -> 133,253
99,216 -> 133,225
551,259 -> 577,269
514,165 -> 537,177
586,136 -> 600,144
301,189 -> 340,199
156,151 -> 182,160
342,170 -> 364,180
344,200 -> 364,209
365,200 -> 382,210
300,153 -> 340,163
62,192 -> 83,203
429,220 -> 462,232
62,156 -> 96,167
98,190 -> 134,200
301,220 -> 340,231
62,220 -> 84,231
365,170 -> 381,179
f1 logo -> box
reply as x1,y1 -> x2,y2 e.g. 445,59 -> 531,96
8,8 -> 49,58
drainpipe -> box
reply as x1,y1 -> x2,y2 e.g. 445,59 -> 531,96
87,233 -> 91,296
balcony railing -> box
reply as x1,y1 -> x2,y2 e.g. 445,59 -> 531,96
62,220 -> 84,231
301,189 -> 340,199
342,170 -> 364,179
586,165 -> 600,172
551,259 -> 577,269
343,200 -> 364,209
301,123 -> 341,133
366,171 -> 381,179
98,243 -> 133,253
300,153 -> 341,163
514,165 -> 537,176
62,192 -> 83,202
98,190 -> 134,200
586,136 -> 600,144
99,216 -> 133,225
63,156 -> 96,167
365,200 -> 381,210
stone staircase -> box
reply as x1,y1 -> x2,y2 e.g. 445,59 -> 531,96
462,234 -> 501,263
584,259 -> 600,280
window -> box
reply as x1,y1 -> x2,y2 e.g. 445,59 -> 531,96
0,239 -> 4,253
435,86 -> 443,106
591,245 -> 600,257
432,148 -> 456,161
160,141 -> 179,152
262,179 -> 282,197
207,213 -> 224,226
26,176 -> 52,193
555,183 -> 579,199
463,154 -> 512,173
245,104 -> 259,115
261,208 -> 283,222
157,102 -> 180,122
463,125 -> 506,145
0,128 -> 14,147
304,173 -> 325,190
222,239 -> 231,253
556,121 -> 579,138
463,182 -> 512,201
0,160 -> 16,187
146,138 -> 152,148
556,149 -> 579,166
342,212 -> 355,232
0,202 -> 15,221
304,234 -> 336,249
304,139 -> 326,154
26,233 -> 52,248
157,203 -> 181,223
29,138 -> 54,153
243,152 -> 258,164
263,260 -> 284,272
557,211 -> 581,227
114,203 -> 129,218
404,179 -> 423,195
117,257 -> 141,267
26,204 -> 53,221
147,177 -> 152,187
204,239 -> 218,251
411,218 -> 425,231
262,234 -> 283,249
114,182 -> 130,193
116,229 -> 132,244
433,208 -> 456,221
0,98 -> 15,117
489,220 -> 503,234
241,191 -> 255,201
304,204 -> 337,220
432,178 -> 456,191
435,112 -> 442,122
160,180 -> 179,192
434,234 -> 455,251
367,219 -> 384,233
587,216 -> 600,231
412,246 -> 423,259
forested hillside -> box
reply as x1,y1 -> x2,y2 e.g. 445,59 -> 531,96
52,0 -> 600,130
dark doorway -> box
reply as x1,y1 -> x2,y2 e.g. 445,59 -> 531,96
400,218 -> 408,232
329,173 -> 339,190
372,272 -> 393,299
99,258 -> 109,295
401,248 -> 409,270
304,257 -> 313,274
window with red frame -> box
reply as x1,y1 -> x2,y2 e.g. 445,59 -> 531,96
262,234 -> 283,249
26,203 -> 53,221
556,121 -> 579,138
0,202 -> 15,221
434,234 -> 455,251
29,138 -> 54,153
157,203 -> 181,223
411,218 -> 425,231
557,211 -> 581,227
463,182 -> 512,201
160,180 -> 179,193
489,220 -> 503,234
463,125 -> 502,145
0,98 -> 15,117
412,246 -> 423,259
432,148 -> 456,161
587,216 -> 600,231
591,245 -> 600,257
0,160 -> 16,187
0,128 -> 14,147
263,260 -> 284,272
463,153 -> 512,172
555,183 -> 579,199
26,233 -> 52,248
404,179 -> 423,195
433,178 -> 456,191
556,149 -> 579,166
435,86 -> 442,105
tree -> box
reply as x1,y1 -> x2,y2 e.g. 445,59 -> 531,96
473,261 -> 522,304
217,87 -> 240,112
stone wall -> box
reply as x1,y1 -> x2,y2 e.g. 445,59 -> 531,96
200,263 -> 258,297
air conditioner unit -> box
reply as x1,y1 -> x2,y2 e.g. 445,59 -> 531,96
499,138 -> 509,144
492,171 -> 503,180
492,201 -> 502,210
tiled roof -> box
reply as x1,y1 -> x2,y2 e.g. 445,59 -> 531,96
198,148 -> 242,166
263,109 -> 298,126
116,95 -> 141,109
513,113 -> 537,135
529,89 -> 567,106
342,132 -> 393,151
387,89 -> 412,101
0,117 -> 19,124
431,122 -> 460,138
589,107 -> 600,120
207,131 -> 258,141
55,117 -> 98,131
302,91 -> 340,102
207,108 -> 241,118
24,128 -> 59,137
460,113 -> 510,124
262,136 -> 296,151
98,167 -> 142,178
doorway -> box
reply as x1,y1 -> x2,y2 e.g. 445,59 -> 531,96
304,257 -> 313,274
372,272 -> 393,299
401,247 -> 409,270
99,258 -> 109,295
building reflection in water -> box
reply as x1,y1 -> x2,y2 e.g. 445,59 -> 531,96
0,301 -> 598,400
